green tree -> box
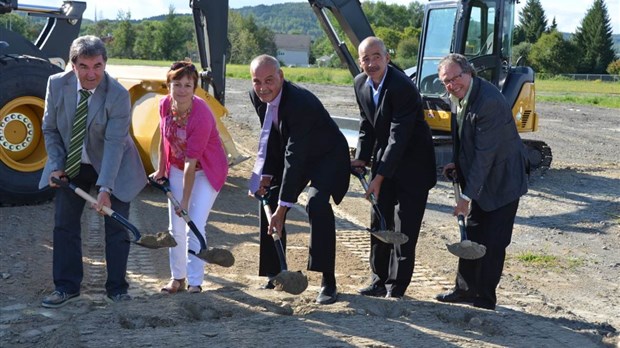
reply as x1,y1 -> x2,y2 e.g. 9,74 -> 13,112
362,2 -> 410,32
607,60 -> 620,75
108,10 -> 136,59
393,27 -> 420,69
1,13 -> 27,37
133,21 -> 161,60
529,31 -> 575,74
512,25 -> 525,46
228,12 -> 275,65
82,19 -> 116,41
407,2 -> 424,29
549,17 -> 558,32
512,41 -> 532,66
155,7 -> 189,60
517,0 -> 548,44
572,0 -> 616,74
373,26 -> 402,55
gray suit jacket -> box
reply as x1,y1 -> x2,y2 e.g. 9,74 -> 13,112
452,77 -> 528,212
39,70 -> 146,202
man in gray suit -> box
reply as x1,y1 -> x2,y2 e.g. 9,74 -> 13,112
435,53 -> 528,310
39,35 -> 146,308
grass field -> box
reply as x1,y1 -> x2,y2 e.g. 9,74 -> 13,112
108,59 -> 620,109
536,79 -> 620,108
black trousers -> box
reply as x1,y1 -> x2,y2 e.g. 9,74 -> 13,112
369,178 -> 430,296
258,185 -> 287,277
454,198 -> 520,307
52,164 -> 131,296
258,155 -> 343,278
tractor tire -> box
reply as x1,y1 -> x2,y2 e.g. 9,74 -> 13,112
0,55 -> 62,206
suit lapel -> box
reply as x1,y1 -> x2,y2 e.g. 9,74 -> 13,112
365,84 -> 375,123
87,74 -> 108,127
63,77 -> 78,126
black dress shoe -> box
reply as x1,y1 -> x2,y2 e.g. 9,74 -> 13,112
385,291 -> 403,299
316,285 -> 338,305
261,280 -> 275,290
473,299 -> 496,310
435,289 -> 476,303
358,284 -> 387,297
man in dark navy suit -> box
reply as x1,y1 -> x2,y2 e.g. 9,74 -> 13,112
351,37 -> 437,299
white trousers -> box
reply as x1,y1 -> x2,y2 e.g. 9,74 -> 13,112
168,166 -> 218,286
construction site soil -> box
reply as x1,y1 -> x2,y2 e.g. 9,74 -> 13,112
1,70 -> 618,347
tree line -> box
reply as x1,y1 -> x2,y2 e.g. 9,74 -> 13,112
2,0 -> 618,75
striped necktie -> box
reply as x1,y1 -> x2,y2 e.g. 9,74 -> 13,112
65,89 -> 92,178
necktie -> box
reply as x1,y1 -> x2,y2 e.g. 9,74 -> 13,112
249,103 -> 274,194
65,89 -> 92,178
456,99 -> 465,139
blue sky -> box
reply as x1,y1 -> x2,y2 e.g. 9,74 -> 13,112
34,0 -> 620,34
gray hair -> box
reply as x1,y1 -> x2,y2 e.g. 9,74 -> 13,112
438,53 -> 476,77
358,36 -> 388,55
250,54 -> 280,72
69,35 -> 107,64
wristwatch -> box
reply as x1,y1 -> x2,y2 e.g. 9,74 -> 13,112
98,186 -> 112,194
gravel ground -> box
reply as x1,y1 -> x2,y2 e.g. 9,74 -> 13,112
0,70 -> 618,347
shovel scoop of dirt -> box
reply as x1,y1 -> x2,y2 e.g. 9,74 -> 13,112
446,240 -> 487,260
273,270 -> 308,295
135,232 -> 178,249
197,248 -> 235,267
371,229 -> 409,245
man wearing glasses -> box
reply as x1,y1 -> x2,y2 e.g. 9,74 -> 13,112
435,53 -> 528,310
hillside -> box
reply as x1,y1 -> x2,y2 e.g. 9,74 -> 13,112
234,3 -> 324,39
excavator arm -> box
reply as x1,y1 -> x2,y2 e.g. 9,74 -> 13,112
191,0 -> 228,106
308,0 -> 374,77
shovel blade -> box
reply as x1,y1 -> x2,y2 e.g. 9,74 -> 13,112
370,229 -> 409,245
135,232 -> 178,249
273,270 -> 308,295
196,248 -> 235,267
446,240 -> 487,260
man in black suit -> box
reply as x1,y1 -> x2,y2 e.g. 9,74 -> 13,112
435,53 -> 528,310
248,54 -> 350,304
351,37 -> 437,299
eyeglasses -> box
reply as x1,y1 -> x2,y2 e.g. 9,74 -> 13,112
170,61 -> 197,72
441,72 -> 463,86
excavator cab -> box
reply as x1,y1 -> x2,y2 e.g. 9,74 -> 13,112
417,0 -> 550,169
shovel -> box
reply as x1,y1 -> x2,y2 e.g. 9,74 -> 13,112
445,171 -> 486,260
255,192 -> 308,295
350,167 -> 409,245
51,177 -> 176,249
147,176 -> 234,267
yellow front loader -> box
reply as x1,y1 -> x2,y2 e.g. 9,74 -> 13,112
0,0 -> 243,205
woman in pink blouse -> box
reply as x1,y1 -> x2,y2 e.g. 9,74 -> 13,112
151,60 -> 228,294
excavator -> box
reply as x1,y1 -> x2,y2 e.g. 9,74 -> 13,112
309,0 -> 552,171
0,0 -> 242,205
1,0 -> 551,206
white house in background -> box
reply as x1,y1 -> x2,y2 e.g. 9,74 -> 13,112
275,34 -> 312,67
